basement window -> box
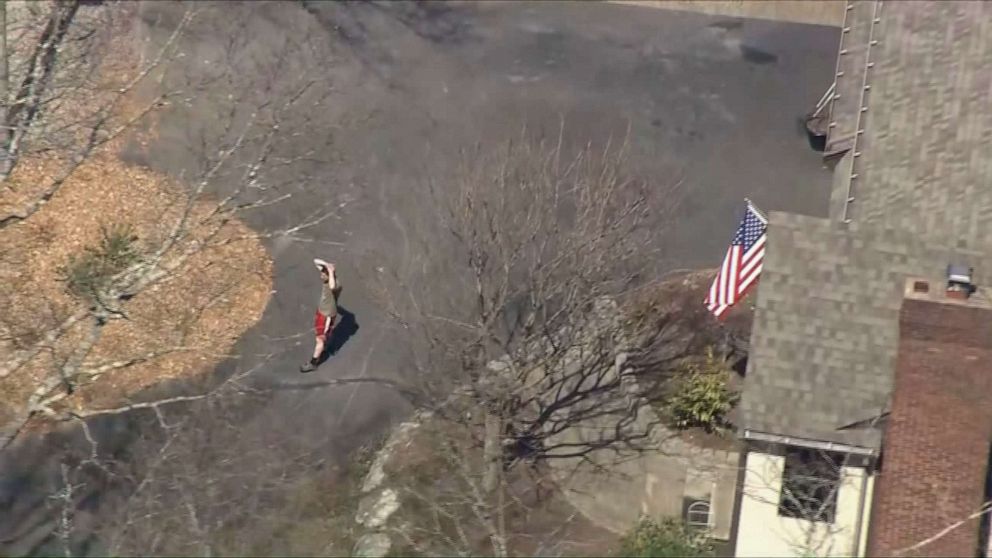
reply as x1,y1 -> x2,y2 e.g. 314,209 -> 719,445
778,448 -> 843,523
686,500 -> 712,530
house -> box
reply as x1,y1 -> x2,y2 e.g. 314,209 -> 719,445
730,1 -> 992,556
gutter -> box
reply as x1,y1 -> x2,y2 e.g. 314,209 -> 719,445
742,429 -> 876,457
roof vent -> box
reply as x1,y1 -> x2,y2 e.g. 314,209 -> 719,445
946,264 -> 975,299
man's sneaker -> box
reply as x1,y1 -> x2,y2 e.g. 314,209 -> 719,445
300,361 -> 317,373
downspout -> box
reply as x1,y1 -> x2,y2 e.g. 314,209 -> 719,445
727,443 -> 749,556
851,463 -> 872,557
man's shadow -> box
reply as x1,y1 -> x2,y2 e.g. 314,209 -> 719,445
319,306 -> 359,363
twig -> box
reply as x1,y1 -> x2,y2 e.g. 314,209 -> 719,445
893,502 -> 992,556
67,394 -> 210,418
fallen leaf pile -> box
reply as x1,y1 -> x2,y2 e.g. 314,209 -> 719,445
0,2 -> 274,429
1,154 -> 273,416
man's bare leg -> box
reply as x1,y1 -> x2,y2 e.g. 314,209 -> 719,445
301,335 -> 326,373
313,335 -> 326,361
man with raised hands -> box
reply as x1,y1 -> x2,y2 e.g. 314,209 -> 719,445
301,258 -> 342,373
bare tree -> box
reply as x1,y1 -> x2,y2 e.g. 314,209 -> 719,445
95,379 -> 328,557
0,3 -> 354,553
381,413 -> 595,557
0,1 -> 338,450
0,0 -> 188,224
0,343 -> 409,556
369,126 -> 684,464
294,128 -> 688,556
0,2 -> 372,555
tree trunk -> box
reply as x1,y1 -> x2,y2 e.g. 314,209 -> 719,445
1,0 -> 9,159
482,411 -> 502,494
0,0 -> 7,97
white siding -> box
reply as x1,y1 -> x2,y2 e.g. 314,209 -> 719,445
735,451 -> 874,557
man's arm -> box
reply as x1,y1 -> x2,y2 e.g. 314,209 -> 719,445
313,258 -> 340,292
326,265 -> 337,291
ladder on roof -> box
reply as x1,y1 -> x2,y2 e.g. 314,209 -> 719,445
841,0 -> 883,224
824,1 -> 879,157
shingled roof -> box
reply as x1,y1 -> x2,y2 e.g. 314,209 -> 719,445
739,1 -> 992,451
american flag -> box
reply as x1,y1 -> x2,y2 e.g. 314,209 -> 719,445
705,201 -> 768,318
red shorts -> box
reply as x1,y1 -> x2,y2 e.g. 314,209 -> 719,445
314,310 -> 336,339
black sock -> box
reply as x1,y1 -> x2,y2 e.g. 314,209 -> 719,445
310,356 -> 319,365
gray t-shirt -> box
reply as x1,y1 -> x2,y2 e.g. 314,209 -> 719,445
319,282 -> 340,316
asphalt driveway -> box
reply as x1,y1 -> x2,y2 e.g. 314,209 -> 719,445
0,1 -> 838,553
210,0 -> 839,456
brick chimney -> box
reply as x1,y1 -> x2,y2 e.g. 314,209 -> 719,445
868,277 -> 992,556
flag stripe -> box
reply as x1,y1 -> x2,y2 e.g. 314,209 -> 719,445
738,259 -> 763,294
718,248 -> 731,308
741,234 -> 766,266
739,242 -> 766,286
729,246 -> 740,305
739,253 -> 764,288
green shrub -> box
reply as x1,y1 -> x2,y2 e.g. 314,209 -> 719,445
667,347 -> 739,432
60,223 -> 140,303
618,517 -> 713,557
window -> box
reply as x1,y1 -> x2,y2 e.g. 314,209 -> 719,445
686,500 -> 712,529
778,448 -> 843,523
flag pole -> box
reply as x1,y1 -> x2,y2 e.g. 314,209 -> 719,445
745,197 -> 769,224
